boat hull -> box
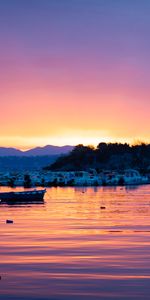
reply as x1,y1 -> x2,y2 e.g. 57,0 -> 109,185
0,189 -> 46,203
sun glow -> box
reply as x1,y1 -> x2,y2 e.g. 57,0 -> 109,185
0,131 -> 143,150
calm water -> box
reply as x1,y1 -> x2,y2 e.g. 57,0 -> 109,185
0,185 -> 150,300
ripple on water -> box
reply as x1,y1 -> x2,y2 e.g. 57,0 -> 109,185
0,185 -> 150,299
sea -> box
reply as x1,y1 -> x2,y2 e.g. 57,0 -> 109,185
0,185 -> 150,300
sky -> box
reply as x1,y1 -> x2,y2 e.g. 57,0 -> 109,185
0,0 -> 150,149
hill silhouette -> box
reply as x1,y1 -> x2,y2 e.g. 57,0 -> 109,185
0,145 -> 74,156
0,145 -> 74,171
44,142 -> 150,174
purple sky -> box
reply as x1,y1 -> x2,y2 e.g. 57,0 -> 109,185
0,0 -> 150,148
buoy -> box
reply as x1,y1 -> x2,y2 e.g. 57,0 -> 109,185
6,220 -> 13,224
100,206 -> 106,209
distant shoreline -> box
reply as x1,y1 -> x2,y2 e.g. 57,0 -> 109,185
0,168 -> 149,188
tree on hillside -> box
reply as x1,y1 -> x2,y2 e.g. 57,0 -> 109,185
43,142 -> 150,173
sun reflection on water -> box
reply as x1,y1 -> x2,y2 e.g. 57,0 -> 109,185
0,186 -> 150,299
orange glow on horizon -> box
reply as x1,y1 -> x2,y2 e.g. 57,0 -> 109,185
1,88 -> 150,149
0,133 -> 149,151
0,1 -> 150,149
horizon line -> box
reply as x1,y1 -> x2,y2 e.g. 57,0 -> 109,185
0,140 -> 149,152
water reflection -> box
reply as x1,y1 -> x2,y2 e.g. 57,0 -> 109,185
1,200 -> 44,206
125,185 -> 141,191
0,185 -> 150,299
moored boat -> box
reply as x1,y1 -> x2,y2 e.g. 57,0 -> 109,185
0,189 -> 46,203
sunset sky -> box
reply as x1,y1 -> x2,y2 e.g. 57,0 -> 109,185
0,0 -> 150,149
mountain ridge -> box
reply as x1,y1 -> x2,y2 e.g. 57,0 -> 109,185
0,145 -> 74,156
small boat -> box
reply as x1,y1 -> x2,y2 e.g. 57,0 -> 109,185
0,189 -> 46,203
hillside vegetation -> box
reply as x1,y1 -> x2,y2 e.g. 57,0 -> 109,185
44,142 -> 150,174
